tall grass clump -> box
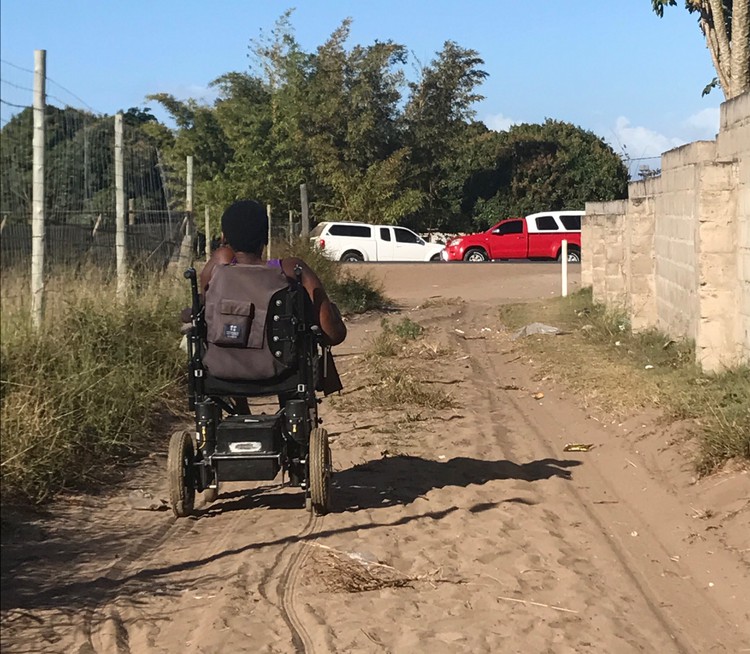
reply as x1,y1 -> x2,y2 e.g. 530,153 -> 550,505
1,269 -> 187,503
278,237 -> 389,314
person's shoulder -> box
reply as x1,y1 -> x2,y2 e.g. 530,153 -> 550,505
212,246 -> 235,265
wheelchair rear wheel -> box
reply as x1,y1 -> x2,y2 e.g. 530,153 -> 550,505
168,430 -> 196,517
309,427 -> 332,515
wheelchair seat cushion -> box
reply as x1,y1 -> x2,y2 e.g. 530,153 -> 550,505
203,263 -> 299,381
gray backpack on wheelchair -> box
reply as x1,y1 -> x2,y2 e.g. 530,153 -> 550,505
168,263 -> 335,519
203,263 -> 299,381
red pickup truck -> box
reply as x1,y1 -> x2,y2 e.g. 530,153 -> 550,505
441,211 -> 584,262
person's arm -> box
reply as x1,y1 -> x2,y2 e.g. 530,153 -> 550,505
281,257 -> 347,346
199,245 -> 235,295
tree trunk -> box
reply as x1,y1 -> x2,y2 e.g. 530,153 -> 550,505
705,0 -> 733,96
731,0 -> 750,97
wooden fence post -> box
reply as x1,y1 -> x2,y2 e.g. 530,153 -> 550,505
266,203 -> 272,260
205,206 -> 210,262
115,113 -> 127,298
177,155 -> 194,271
300,183 -> 309,236
31,49 -> 46,329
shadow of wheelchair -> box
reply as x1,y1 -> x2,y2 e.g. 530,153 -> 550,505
196,455 -> 581,516
330,455 -> 581,511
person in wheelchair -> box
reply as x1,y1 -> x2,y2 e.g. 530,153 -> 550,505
201,199 -> 346,349
200,199 -> 346,409
170,199 -> 346,518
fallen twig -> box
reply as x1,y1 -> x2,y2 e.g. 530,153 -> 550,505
305,542 -> 402,573
361,630 -> 385,646
496,595 -> 578,614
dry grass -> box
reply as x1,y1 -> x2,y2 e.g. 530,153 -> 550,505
306,543 -> 460,594
1,267 -> 187,503
354,318 -> 456,412
366,364 -> 456,411
417,297 -> 465,309
308,545 -> 414,593
498,289 -> 750,473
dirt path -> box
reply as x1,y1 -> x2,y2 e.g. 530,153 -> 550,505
2,264 -> 748,654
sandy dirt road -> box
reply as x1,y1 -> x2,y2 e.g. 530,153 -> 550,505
2,263 -> 748,654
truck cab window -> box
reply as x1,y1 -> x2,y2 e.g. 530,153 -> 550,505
329,224 -> 371,238
380,227 -> 391,241
560,215 -> 582,230
394,228 -> 420,244
496,221 -> 523,235
535,215 -> 559,231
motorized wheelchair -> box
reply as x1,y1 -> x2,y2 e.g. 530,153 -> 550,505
167,265 -> 332,518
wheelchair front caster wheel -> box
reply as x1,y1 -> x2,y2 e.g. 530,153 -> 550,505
309,428 -> 331,515
203,485 -> 219,504
168,430 -> 195,517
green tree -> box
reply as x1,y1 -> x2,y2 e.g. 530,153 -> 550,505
403,41 -> 488,231
305,30 -> 419,223
0,106 -> 167,225
652,0 -> 749,98
461,120 -> 629,230
246,10 -> 312,215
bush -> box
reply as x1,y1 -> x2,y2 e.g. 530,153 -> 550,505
277,237 -> 388,314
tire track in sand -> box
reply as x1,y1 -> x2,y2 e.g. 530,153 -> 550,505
76,516 -> 193,654
456,307 -> 742,654
260,511 -> 332,654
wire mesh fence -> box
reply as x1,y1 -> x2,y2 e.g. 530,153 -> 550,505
1,55 -> 190,274
0,217 -> 186,270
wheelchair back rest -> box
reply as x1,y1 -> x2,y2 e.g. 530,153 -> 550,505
203,263 -> 301,381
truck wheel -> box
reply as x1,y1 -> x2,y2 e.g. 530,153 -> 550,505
341,250 -> 364,262
463,248 -> 488,262
430,253 -> 442,262
558,247 -> 581,263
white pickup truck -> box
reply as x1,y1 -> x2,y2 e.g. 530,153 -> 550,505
309,222 -> 444,262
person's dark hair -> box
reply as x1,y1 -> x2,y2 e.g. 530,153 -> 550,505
221,200 -> 269,254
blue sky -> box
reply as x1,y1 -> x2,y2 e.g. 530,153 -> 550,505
1,1 -> 721,167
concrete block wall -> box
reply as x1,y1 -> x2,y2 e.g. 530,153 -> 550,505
583,202 -> 627,308
695,160 -> 739,369
653,142 -> 715,342
625,181 -> 657,331
583,91 -> 749,372
717,93 -> 750,364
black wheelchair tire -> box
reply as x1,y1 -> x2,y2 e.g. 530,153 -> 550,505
309,428 -> 331,515
168,430 -> 195,518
